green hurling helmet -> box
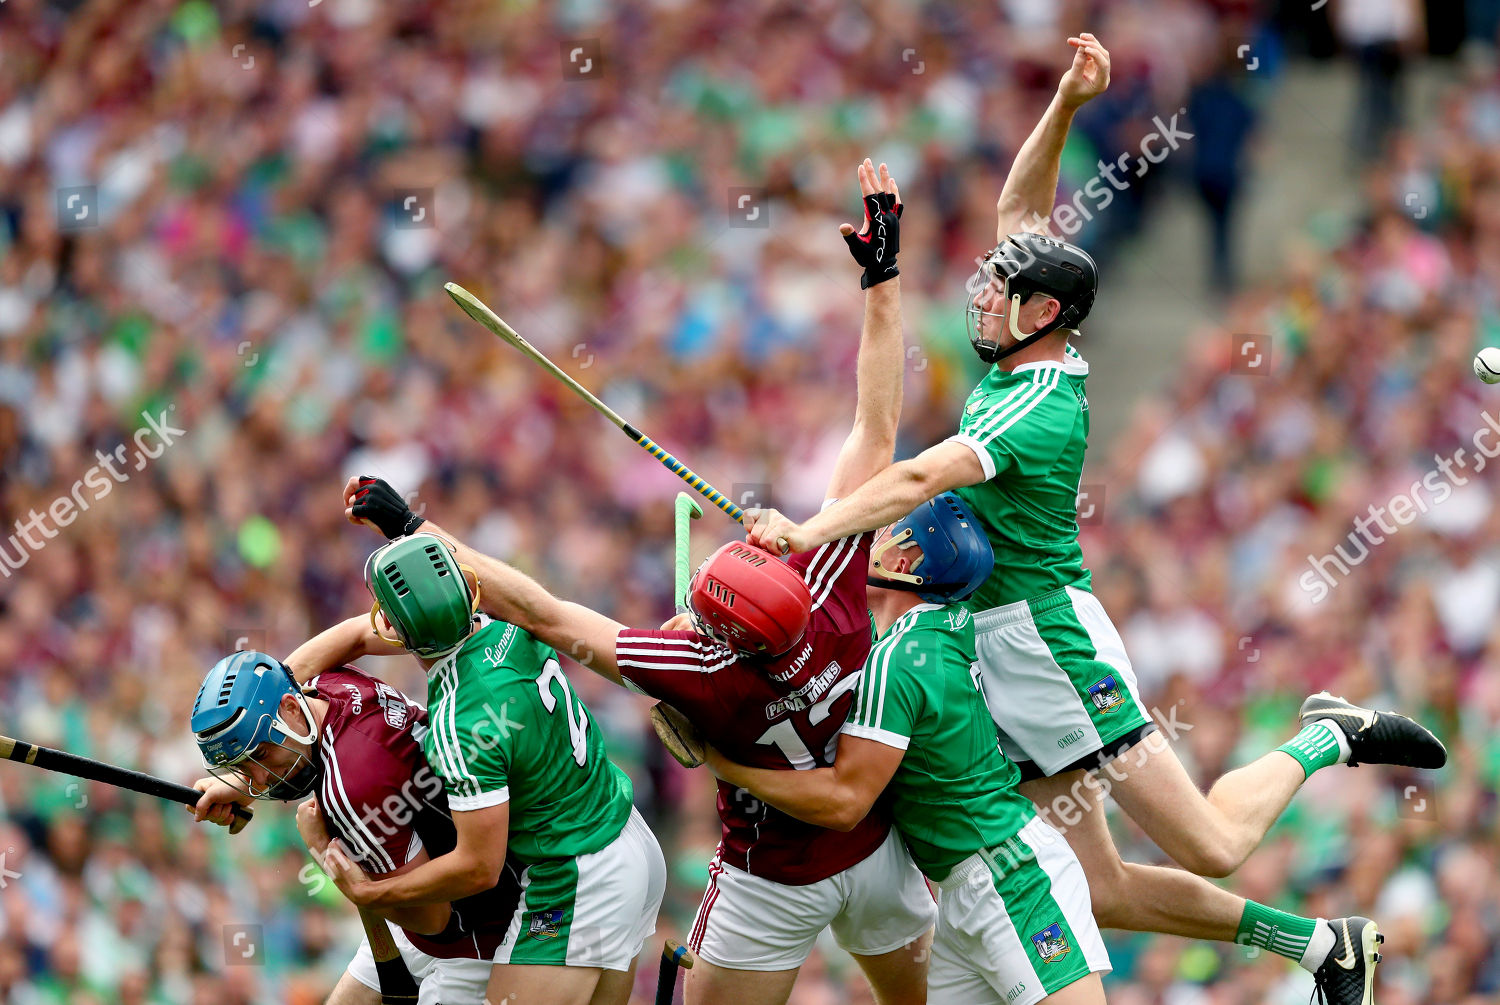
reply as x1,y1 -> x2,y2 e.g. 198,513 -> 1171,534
364,533 -> 481,658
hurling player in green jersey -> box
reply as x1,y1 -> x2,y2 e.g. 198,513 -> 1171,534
294,533 -> 665,1005
712,494 -> 1111,1005
743,31 -> 1447,1005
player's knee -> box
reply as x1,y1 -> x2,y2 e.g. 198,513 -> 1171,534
1175,841 -> 1241,879
1082,865 -> 1133,928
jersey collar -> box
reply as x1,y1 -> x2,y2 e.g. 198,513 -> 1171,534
1008,353 -> 1088,377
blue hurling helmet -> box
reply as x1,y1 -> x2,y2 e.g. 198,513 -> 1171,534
869,492 -> 994,603
191,651 -> 321,801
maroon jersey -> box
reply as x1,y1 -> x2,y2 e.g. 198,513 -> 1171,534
309,668 -> 521,959
616,532 -> 887,885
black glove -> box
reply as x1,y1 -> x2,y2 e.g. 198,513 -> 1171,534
350,476 -> 425,539
843,191 -> 902,289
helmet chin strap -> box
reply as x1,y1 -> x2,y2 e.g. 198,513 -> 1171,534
274,689 -> 319,747
870,527 -> 926,587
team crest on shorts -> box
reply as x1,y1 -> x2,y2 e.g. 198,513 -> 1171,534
1031,924 -> 1071,963
1088,675 -> 1125,713
527,909 -> 565,940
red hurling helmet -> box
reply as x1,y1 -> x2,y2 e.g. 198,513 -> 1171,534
687,543 -> 812,656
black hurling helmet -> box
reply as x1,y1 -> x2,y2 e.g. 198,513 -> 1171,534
965,233 -> 1099,364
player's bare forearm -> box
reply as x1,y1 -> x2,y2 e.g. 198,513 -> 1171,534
708,734 -> 901,831
996,34 -> 1110,239
826,279 -> 904,500
423,522 -> 627,684
798,441 -> 986,549
374,899 -> 451,936
285,616 -> 401,685
996,94 -> 1076,239
707,750 -> 863,830
359,849 -> 492,908
349,804 -> 510,909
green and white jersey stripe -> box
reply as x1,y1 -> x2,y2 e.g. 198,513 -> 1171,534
949,346 -> 1092,610
422,617 -> 633,864
844,603 -> 1035,881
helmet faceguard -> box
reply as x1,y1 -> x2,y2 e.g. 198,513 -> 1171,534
191,652 -> 322,802
687,542 -> 812,657
364,533 -> 482,659
966,233 -> 1099,364
870,492 -> 995,603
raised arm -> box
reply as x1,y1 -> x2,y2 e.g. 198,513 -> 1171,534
284,615 -> 404,686
746,438 -> 984,555
824,159 -> 905,501
706,734 -> 903,831
420,519 -> 627,685
995,33 -> 1110,239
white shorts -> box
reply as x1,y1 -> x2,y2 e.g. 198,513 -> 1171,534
928,817 -> 1110,1005
492,807 -> 666,972
689,828 -> 937,971
974,587 -> 1154,778
348,924 -> 491,1005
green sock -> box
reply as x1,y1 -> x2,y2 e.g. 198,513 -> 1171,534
1236,900 -> 1322,967
1276,721 -> 1345,778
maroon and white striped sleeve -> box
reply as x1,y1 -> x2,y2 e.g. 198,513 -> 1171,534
787,529 -> 875,633
614,629 -> 737,706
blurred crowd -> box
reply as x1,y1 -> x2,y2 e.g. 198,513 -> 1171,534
0,0 -> 1495,1002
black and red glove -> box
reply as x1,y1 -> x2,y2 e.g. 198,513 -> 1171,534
843,191 -> 902,289
350,476 -> 425,540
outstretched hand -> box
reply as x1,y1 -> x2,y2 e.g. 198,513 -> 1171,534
1058,33 -> 1110,109
344,475 -> 426,539
840,158 -> 902,289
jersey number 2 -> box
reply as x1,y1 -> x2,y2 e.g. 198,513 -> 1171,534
537,659 -> 590,767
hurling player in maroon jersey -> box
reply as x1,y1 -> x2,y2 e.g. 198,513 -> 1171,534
190,619 -> 520,1005
341,161 -> 933,1005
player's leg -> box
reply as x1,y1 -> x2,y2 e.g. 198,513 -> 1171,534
979,588 -> 1442,877
831,830 -> 938,1005
589,958 -> 639,1005
685,962 -> 801,1005
487,963 -> 604,1004
1018,768 -> 1242,941
325,972 -> 383,1005
1097,729 -> 1300,878
1019,752 -> 1382,1004
848,935 -> 932,1005
1039,972 -> 1106,1005
682,845 -> 844,1005
338,924 -> 441,1005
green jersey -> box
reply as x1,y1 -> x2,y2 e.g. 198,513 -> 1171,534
422,617 -> 634,864
844,602 -> 1036,881
951,346 -> 1091,610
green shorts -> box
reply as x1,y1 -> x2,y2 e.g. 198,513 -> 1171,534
929,816 -> 1110,1005
492,808 -> 665,972
973,586 -> 1154,778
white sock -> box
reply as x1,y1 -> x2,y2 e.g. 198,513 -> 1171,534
1300,918 -> 1335,972
1312,717 -> 1353,764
